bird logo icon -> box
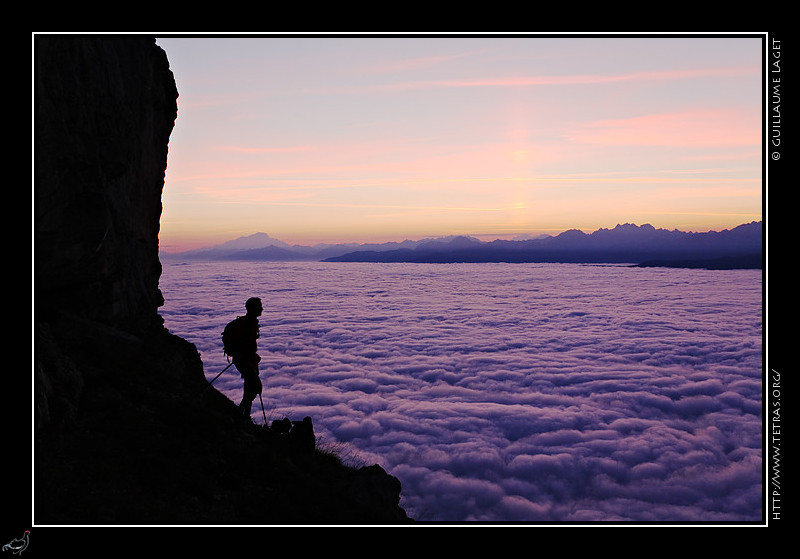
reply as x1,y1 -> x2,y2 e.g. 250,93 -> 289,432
2,531 -> 29,555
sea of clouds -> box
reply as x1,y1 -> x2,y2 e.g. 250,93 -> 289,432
158,261 -> 763,523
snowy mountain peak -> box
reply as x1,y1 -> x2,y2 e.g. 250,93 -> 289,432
216,232 -> 291,251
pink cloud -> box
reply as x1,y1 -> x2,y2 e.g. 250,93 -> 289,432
380,65 -> 759,91
564,108 -> 761,148
355,51 -> 484,75
214,145 -> 313,154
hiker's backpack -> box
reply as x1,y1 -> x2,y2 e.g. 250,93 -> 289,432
222,316 -> 247,358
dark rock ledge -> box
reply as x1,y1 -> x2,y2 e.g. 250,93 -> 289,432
33,35 -> 410,525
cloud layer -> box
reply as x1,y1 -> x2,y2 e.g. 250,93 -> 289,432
159,261 -> 763,522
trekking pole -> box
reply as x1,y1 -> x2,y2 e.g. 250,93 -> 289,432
259,393 -> 267,425
203,361 -> 234,392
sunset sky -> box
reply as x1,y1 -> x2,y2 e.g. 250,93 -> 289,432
155,34 -> 764,253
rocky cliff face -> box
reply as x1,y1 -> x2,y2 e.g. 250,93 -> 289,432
36,36 -> 175,334
33,35 -> 409,525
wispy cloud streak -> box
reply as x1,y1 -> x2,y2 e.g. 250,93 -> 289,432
375,65 -> 760,91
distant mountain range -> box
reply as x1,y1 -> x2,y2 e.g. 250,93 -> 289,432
162,232 -> 438,262
161,222 -> 763,269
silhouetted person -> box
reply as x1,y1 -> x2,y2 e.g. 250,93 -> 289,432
224,297 -> 263,417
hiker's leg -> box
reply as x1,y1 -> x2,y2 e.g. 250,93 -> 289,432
239,365 -> 260,415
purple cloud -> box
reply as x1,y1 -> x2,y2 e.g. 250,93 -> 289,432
160,261 -> 763,522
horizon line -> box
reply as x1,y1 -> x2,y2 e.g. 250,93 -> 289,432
158,219 -> 762,254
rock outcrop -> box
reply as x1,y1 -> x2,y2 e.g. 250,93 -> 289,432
33,35 -> 409,525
